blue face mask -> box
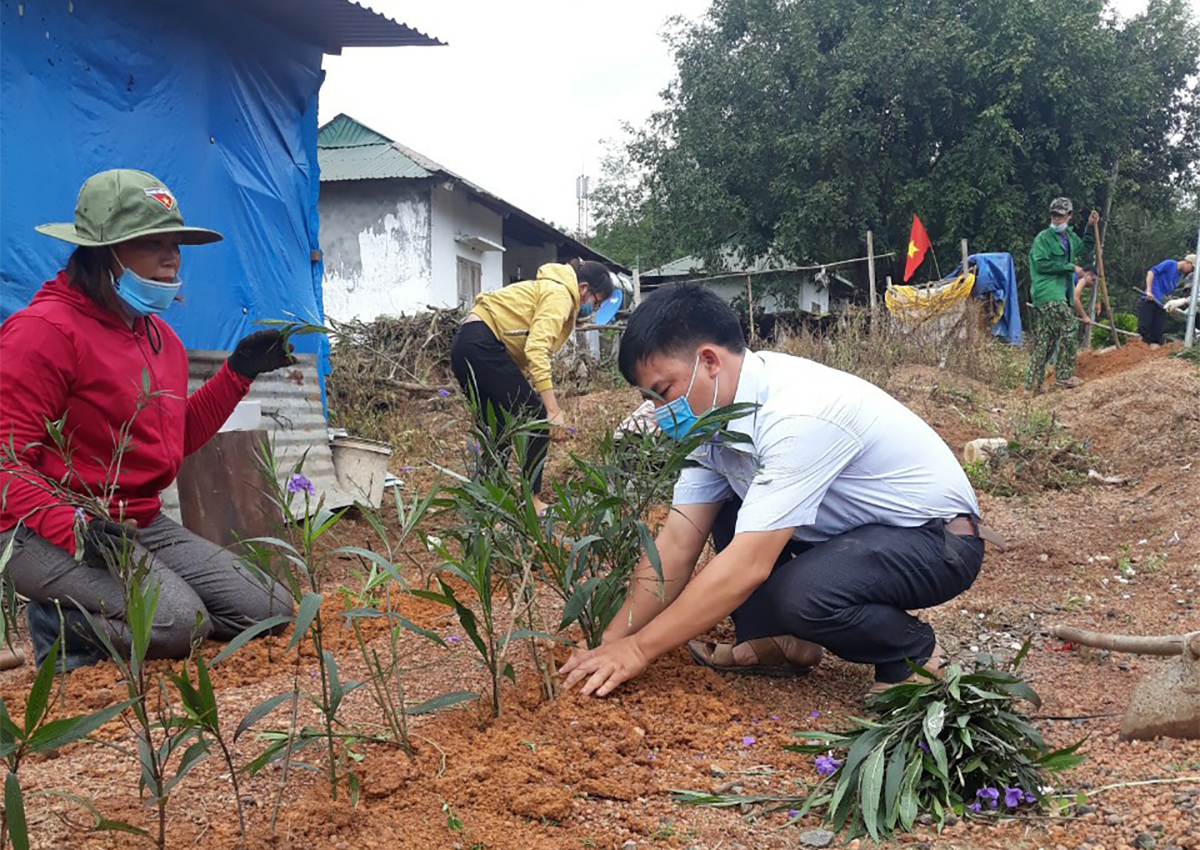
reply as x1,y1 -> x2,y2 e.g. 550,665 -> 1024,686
110,252 -> 181,317
654,355 -> 719,440
578,299 -> 595,319
1050,222 -> 1068,234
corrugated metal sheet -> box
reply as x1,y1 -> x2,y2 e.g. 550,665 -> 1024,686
234,0 -> 443,50
318,114 -> 394,149
161,352 -> 357,522
317,144 -> 433,182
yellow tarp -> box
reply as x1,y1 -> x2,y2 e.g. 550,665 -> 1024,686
884,272 -> 977,323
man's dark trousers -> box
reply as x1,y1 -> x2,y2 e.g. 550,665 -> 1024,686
713,499 -> 984,683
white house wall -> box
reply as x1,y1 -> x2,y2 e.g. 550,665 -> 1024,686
319,180 -> 433,320
430,183 -> 504,305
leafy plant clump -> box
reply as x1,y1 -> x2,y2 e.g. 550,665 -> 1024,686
676,646 -> 1084,841
967,407 -> 1093,497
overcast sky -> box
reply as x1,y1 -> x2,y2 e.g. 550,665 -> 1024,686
319,0 -> 1168,232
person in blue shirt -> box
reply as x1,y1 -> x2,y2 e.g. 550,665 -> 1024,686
1139,253 -> 1196,347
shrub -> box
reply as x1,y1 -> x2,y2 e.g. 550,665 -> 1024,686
1090,311 -> 1137,349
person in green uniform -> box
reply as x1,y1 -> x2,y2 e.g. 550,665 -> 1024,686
1025,197 -> 1098,392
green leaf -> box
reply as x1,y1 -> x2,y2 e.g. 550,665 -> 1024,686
898,752 -> 922,830
288,592 -> 324,650
559,576 -> 605,630
502,663 -> 516,684
194,656 -> 218,728
883,740 -> 908,827
1011,636 -> 1032,670
25,790 -> 148,838
333,547 -> 409,591
27,700 -> 133,753
210,614 -> 292,665
234,693 -> 294,742
841,726 -> 884,781
5,770 -> 28,850
923,700 -> 947,741
636,523 -> 663,583
407,690 -> 478,716
161,740 -> 209,796
926,735 -> 950,780
859,745 -> 886,839
1037,739 -> 1088,772
24,636 -> 60,735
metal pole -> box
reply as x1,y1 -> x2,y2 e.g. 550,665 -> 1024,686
633,265 -> 642,307
866,230 -> 878,323
745,274 -> 757,347
961,238 -> 969,276
1185,217 -> 1200,348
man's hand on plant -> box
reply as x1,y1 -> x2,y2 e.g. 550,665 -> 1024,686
1088,210 -> 1100,226
559,636 -> 650,697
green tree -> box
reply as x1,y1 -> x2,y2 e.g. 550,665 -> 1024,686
600,0 -> 1199,280
590,135 -> 688,271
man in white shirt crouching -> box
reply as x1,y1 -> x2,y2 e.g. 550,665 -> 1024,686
560,285 -> 991,698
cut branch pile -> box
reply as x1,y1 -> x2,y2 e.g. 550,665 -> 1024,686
325,309 -> 463,425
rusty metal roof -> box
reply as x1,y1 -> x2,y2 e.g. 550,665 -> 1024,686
160,352 -> 358,522
233,0 -> 443,53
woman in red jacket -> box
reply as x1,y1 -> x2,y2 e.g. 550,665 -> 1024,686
0,169 -> 295,670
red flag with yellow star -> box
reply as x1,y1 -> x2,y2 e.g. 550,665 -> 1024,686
903,215 -> 931,282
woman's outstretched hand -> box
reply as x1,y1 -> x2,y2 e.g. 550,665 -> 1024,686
228,330 -> 297,379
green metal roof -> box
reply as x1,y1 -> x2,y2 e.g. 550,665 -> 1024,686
317,114 -> 432,181
318,114 -> 394,148
316,114 -> 630,272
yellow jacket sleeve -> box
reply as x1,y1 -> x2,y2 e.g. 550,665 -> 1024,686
525,285 -> 575,391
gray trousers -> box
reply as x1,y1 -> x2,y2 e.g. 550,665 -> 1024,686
2,514 -> 293,659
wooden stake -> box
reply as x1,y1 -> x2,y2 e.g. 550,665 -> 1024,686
866,230 -> 877,325
745,274 -> 757,346
1092,217 -> 1121,347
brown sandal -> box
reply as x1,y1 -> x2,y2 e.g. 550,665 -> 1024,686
687,637 -> 818,679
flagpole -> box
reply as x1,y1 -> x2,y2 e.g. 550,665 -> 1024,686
928,244 -> 943,282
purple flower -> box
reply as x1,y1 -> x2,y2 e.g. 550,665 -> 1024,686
646,752 -> 655,760
919,740 -> 931,754
438,388 -> 451,398
1024,791 -> 1037,804
769,714 -> 781,722
815,754 -> 841,777
968,802 -> 982,813
1004,787 -> 1023,809
73,507 -> 86,524
786,808 -> 799,819
976,787 -> 1000,809
445,635 -> 461,645
742,735 -> 756,747
286,473 -> 315,496
810,710 -> 821,719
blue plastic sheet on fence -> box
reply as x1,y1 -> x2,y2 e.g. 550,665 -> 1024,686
947,253 -> 1023,345
1,0 -> 328,368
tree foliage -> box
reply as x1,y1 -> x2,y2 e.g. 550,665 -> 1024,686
595,0 -> 1199,279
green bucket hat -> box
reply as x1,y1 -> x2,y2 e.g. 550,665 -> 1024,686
35,169 -> 223,247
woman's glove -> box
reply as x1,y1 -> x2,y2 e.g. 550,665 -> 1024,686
228,330 -> 297,380
81,519 -> 137,569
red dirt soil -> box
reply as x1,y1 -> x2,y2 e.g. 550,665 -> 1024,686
3,352 -> 1199,850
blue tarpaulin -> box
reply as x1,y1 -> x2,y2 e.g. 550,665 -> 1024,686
947,253 -> 1023,345
1,0 -> 327,365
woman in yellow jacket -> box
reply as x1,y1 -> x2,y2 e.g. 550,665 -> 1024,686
450,260 -> 618,513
